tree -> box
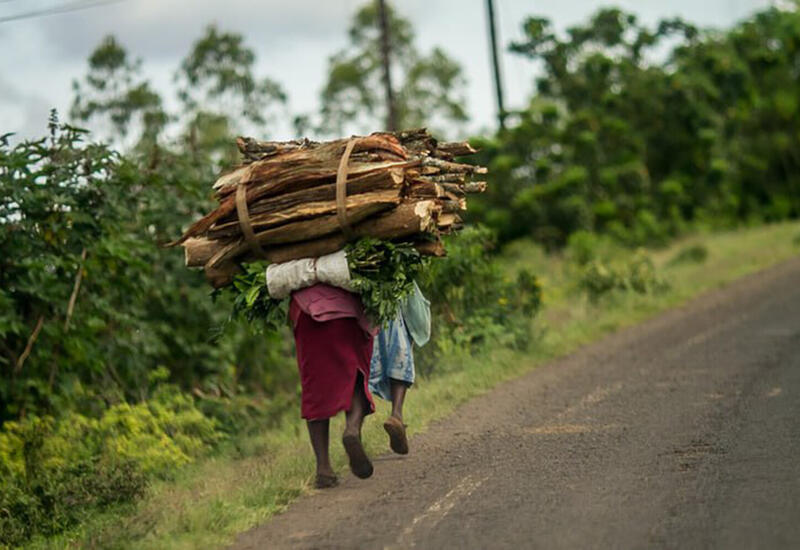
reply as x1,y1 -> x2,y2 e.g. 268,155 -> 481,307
317,1 -> 468,135
176,25 -> 287,160
472,9 -> 704,246
472,5 -> 800,248
55,28 -> 297,421
0,111 -> 300,423
671,6 -> 800,222
70,36 -> 167,147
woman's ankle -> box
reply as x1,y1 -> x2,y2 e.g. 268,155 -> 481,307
342,424 -> 361,438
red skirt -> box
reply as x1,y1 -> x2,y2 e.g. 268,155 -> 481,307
291,304 -> 375,420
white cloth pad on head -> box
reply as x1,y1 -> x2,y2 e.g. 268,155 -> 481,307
315,249 -> 353,291
265,249 -> 353,299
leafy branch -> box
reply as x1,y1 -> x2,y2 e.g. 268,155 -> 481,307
223,238 -> 427,331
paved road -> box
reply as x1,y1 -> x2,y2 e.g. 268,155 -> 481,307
233,257 -> 800,550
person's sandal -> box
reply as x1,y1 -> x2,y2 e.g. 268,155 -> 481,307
314,473 -> 339,489
383,416 -> 409,455
342,431 -> 374,479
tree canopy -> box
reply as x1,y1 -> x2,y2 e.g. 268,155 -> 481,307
470,5 -> 800,248
316,2 -> 468,135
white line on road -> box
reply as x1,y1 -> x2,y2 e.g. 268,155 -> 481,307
388,474 -> 489,549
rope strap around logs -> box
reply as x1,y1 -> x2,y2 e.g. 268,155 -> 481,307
235,137 -> 359,258
235,181 -> 268,259
335,138 -> 360,238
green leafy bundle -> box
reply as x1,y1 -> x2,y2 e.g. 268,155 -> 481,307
346,238 -> 426,324
224,265 -> 288,331
224,238 -> 426,330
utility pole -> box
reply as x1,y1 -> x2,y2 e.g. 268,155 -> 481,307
485,0 -> 506,130
377,0 -> 398,131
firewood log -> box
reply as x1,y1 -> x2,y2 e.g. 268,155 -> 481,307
463,181 -> 487,194
172,129 -> 487,287
191,200 -> 442,287
414,238 -> 447,257
206,188 -> 403,239
205,199 -> 400,269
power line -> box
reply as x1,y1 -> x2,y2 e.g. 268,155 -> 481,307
0,0 -> 125,24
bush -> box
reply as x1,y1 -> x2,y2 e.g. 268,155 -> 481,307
0,386 -> 221,547
626,253 -> 668,294
0,118 -> 289,425
417,226 -> 542,373
0,458 -> 147,547
580,261 -> 618,300
580,252 -> 669,302
565,231 -> 623,266
668,244 -> 709,266
566,230 -> 601,266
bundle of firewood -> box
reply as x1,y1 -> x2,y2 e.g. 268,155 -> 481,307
172,128 -> 486,287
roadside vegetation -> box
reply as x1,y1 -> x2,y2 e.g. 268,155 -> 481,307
17,221 -> 800,550
2,2 -> 799,549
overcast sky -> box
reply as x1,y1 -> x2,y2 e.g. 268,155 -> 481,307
0,0 -> 772,142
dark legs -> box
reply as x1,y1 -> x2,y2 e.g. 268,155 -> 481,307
344,372 -> 370,438
384,378 -> 410,455
389,378 -> 409,421
307,373 -> 375,485
306,419 -> 334,480
342,372 -> 374,479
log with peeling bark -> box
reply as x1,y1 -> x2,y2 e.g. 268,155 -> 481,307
206,188 -> 403,240
185,200 -> 441,269
171,128 -> 487,287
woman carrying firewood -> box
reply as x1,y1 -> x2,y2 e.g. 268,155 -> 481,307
267,247 -> 427,485
289,281 -> 378,488
173,129 -> 486,487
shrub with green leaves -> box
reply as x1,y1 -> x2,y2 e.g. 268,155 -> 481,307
0,457 -> 146,548
0,115 -> 269,421
417,226 -> 542,373
0,386 -> 220,547
668,244 -> 709,266
579,252 -> 669,302
566,231 -> 603,266
565,230 -> 625,267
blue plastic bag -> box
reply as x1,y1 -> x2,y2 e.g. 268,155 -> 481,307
400,280 -> 431,347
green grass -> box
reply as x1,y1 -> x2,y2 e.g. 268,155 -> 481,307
26,221 -> 800,550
